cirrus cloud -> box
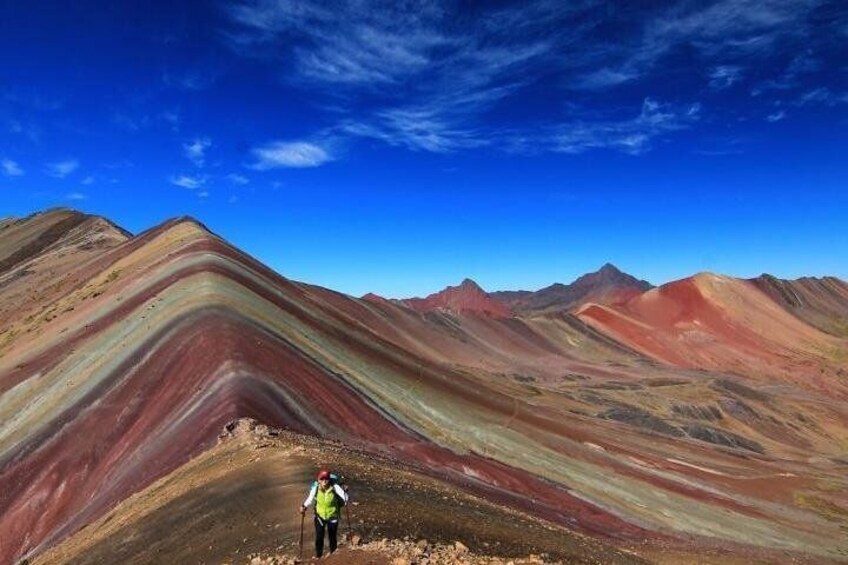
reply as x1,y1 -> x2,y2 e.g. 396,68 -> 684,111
183,137 -> 212,167
45,159 -> 79,178
250,141 -> 332,169
170,174 -> 206,189
226,173 -> 250,185
224,0 -> 843,159
708,65 -> 744,89
2,158 -> 24,177
541,98 -> 701,156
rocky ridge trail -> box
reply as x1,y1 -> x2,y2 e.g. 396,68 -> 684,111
35,419 -> 645,565
243,536 -> 565,565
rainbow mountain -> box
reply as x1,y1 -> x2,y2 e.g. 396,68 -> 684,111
1,209 -> 847,564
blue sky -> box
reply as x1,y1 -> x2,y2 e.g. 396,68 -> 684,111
1,0 -> 847,297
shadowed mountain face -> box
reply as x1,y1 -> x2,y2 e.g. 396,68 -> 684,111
0,208 -> 128,274
0,209 -> 131,352
491,263 -> 654,314
2,211 -> 848,564
750,274 -> 848,337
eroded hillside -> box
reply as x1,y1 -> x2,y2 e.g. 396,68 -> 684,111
2,210 -> 847,564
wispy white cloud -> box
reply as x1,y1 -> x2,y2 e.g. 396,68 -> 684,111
340,106 -> 488,153
325,37 -> 553,153
113,110 -> 182,132
226,0 -> 331,41
580,0 -> 826,94
1,158 -> 24,177
227,1 -> 453,86
183,137 -> 212,167
224,0 -> 838,157
103,159 -> 134,169
645,0 -> 817,59
250,141 -> 332,169
750,78 -> 795,96
170,174 -> 206,189
3,89 -> 64,111
708,65 -> 743,89
226,173 -> 250,185
796,87 -> 843,106
692,137 -> 745,156
766,110 -> 786,122
66,192 -> 87,201
112,112 -> 144,132
574,68 -> 639,90
226,0 -> 569,154
785,52 -> 821,76
81,175 -> 95,185
162,69 -> 218,91
9,120 -> 41,142
752,53 -> 823,96
530,98 -> 701,155
295,27 -> 450,86
161,110 -> 181,132
45,159 -> 79,178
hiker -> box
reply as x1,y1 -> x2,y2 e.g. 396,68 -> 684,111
300,469 -> 349,558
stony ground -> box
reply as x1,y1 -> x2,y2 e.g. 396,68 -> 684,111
242,536 -> 573,564
33,420 -> 842,565
35,420 -> 647,565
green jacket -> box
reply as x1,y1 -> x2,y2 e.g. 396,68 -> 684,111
303,483 -> 348,520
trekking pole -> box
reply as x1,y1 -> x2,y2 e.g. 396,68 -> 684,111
298,511 -> 305,561
345,504 -> 352,538
342,485 -> 352,539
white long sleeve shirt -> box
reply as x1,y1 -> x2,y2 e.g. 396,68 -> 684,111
302,482 -> 348,509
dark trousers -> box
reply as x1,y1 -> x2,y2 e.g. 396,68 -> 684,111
314,515 -> 339,557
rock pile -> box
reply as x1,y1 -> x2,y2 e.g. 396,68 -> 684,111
351,537 -> 553,564
241,537 -> 556,565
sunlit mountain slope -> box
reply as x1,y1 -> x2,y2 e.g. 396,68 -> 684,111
1,211 -> 847,564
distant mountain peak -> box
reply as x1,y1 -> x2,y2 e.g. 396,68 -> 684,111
492,265 -> 653,314
458,278 -> 483,290
690,271 -> 725,286
575,263 -> 632,284
448,277 -> 488,295
141,215 -> 218,241
403,278 -> 512,318
0,208 -> 131,274
171,215 -> 214,233
599,262 -> 619,271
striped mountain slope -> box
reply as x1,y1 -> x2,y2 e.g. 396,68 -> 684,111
1,213 -> 847,564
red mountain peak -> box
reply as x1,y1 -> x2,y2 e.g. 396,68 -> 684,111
404,278 -> 512,318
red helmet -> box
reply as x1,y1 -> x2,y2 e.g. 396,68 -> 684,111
317,469 -> 330,480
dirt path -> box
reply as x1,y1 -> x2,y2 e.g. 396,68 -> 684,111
36,423 -> 645,565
